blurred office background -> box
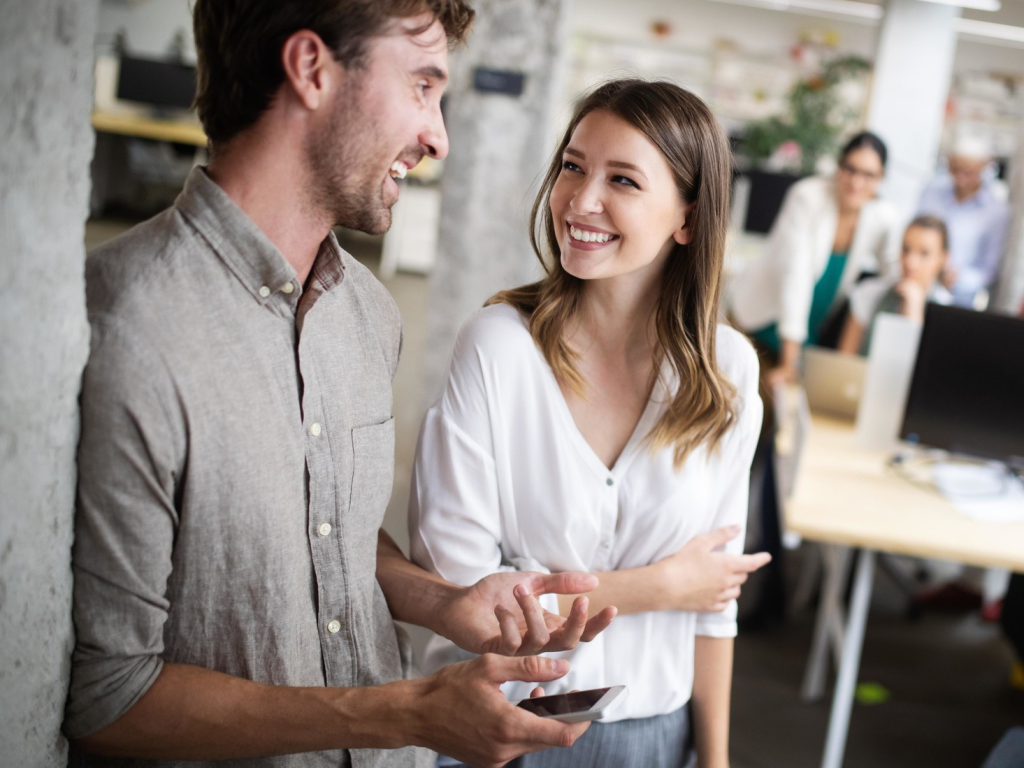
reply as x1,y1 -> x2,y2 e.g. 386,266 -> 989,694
4,0 -> 1024,765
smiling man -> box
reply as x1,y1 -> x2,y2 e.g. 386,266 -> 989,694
63,2 -> 614,767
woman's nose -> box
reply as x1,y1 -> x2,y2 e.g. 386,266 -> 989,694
569,179 -> 603,215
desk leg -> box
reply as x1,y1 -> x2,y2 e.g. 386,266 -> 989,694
802,545 -> 851,701
821,548 -> 875,768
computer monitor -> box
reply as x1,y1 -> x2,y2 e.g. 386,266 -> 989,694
900,304 -> 1024,467
116,56 -> 196,112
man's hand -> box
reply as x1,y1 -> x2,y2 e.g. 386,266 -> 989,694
409,654 -> 588,768
438,571 -> 617,656
654,526 -> 772,612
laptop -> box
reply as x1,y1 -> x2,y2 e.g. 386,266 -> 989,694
802,347 -> 869,420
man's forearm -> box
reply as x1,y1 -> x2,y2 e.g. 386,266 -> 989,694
375,529 -> 457,635
691,636 -> 734,768
76,662 -> 424,760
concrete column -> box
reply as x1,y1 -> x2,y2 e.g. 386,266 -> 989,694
866,0 -> 959,225
421,0 -> 571,406
0,0 -> 97,764
995,120 -> 1024,314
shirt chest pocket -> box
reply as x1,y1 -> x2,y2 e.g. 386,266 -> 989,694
347,417 -> 396,534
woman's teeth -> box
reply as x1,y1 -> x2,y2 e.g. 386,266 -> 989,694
389,162 -> 407,180
569,225 -> 615,244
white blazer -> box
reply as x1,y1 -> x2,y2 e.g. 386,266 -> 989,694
729,175 -> 901,344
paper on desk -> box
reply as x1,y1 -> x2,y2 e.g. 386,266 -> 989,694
932,462 -> 1024,523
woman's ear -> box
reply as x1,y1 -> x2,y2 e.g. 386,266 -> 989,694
672,202 -> 695,246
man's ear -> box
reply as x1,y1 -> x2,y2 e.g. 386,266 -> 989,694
280,30 -> 335,111
672,202 -> 695,246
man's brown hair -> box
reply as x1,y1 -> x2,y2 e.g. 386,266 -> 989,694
192,0 -> 474,146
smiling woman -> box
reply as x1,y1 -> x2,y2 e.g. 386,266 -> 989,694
497,79 -> 738,465
410,79 -> 771,768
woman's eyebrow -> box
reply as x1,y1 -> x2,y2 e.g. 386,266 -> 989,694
564,147 -> 649,180
607,161 -> 647,180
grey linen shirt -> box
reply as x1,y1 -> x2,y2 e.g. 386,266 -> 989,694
66,168 -> 416,768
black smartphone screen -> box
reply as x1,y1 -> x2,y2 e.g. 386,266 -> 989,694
516,688 -> 610,717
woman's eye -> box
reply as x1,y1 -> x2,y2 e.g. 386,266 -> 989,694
612,175 -> 640,189
561,160 -> 582,173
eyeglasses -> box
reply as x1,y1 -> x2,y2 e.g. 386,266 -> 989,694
839,162 -> 882,182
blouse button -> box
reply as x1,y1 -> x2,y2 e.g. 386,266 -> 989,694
327,619 -> 341,634
606,477 -> 614,486
318,522 -> 332,537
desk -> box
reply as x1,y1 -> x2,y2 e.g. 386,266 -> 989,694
785,414 -> 1024,768
92,110 -> 206,147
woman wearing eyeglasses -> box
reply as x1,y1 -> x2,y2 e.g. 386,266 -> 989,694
729,132 -> 900,384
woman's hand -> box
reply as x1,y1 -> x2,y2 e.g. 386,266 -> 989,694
895,278 -> 928,323
766,364 -> 798,388
654,526 -> 772,612
768,338 -> 802,388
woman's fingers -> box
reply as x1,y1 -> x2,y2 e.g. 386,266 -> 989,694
494,604 -> 523,656
579,605 -> 617,643
552,596 -> 589,651
514,584 -> 551,655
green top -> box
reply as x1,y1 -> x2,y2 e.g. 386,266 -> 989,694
749,251 -> 848,353
806,251 -> 848,346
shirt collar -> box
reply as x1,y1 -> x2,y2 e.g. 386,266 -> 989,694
174,167 -> 345,309
940,177 -> 993,209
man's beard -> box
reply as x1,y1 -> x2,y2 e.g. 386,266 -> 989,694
304,87 -> 393,236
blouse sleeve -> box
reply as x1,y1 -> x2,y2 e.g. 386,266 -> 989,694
408,309 -> 553,593
695,334 -> 764,638
874,202 -> 902,279
849,279 -> 888,327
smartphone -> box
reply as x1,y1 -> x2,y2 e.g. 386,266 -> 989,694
515,685 -> 628,723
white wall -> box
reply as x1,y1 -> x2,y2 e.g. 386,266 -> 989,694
570,0 -> 877,57
570,0 -> 1024,77
868,0 -> 959,223
94,0 -> 1024,82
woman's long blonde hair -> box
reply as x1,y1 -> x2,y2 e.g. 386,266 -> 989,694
489,79 -> 737,467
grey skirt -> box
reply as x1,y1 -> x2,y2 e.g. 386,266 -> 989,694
442,704 -> 693,768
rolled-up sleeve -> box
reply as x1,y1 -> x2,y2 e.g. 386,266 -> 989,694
64,325 -> 183,739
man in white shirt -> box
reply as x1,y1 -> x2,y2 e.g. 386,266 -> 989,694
917,136 -> 1010,308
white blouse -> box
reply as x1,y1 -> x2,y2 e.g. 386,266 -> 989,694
408,303 -> 762,722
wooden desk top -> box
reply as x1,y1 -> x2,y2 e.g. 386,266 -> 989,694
785,415 -> 1024,571
92,110 -> 207,147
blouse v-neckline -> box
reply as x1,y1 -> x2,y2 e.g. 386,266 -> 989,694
537,352 -> 667,480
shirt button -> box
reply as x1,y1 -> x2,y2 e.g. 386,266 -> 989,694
327,619 -> 341,634
258,285 -> 271,298
318,522 -> 332,537
281,282 -> 295,294
606,477 -> 614,486
310,422 -> 322,437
